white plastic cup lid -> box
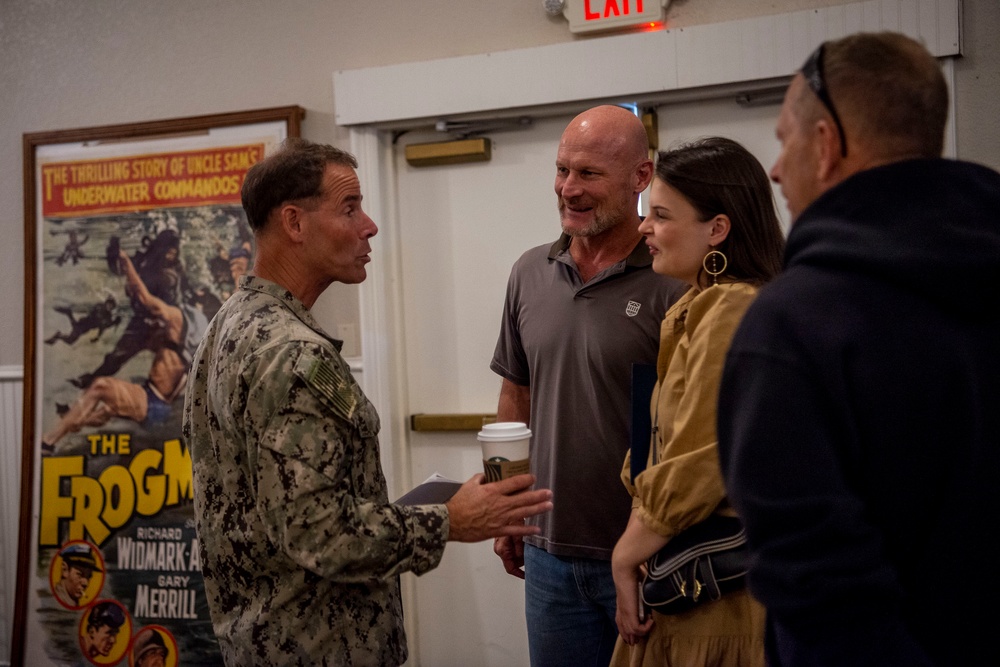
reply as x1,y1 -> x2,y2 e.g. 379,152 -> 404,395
477,421 -> 532,442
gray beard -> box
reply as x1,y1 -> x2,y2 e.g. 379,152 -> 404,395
561,210 -> 626,238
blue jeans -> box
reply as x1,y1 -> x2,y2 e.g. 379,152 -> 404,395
523,543 -> 618,667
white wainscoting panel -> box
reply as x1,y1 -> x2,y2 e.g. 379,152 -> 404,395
0,365 -> 23,667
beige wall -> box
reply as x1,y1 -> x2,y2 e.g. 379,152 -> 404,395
2,0 -> 997,367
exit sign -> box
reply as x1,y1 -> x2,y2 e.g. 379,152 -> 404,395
564,0 -> 664,34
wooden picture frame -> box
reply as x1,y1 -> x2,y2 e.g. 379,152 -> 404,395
15,106 -> 304,667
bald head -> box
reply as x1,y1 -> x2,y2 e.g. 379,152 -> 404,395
562,105 -> 650,165
554,105 -> 653,239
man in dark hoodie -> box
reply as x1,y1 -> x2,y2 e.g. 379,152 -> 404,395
717,32 -> 1000,667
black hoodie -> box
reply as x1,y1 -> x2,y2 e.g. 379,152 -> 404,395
718,158 -> 1000,667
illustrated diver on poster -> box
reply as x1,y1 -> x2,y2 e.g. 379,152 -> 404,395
54,229 -> 89,266
41,244 -> 215,453
207,241 -> 251,301
70,229 -> 188,390
45,297 -> 120,346
205,211 -> 252,301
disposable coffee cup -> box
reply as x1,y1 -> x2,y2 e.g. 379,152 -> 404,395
477,422 -> 531,483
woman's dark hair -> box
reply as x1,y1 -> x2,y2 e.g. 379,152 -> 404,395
241,138 -> 358,232
655,137 -> 785,286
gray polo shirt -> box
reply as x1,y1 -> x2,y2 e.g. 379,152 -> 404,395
492,234 -> 687,559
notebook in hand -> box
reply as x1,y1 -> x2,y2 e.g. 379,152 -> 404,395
395,472 -> 462,505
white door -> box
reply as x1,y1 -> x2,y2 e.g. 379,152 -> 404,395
391,96 -> 785,667
394,113 -> 570,667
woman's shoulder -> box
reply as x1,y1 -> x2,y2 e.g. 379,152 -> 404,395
685,283 -> 759,330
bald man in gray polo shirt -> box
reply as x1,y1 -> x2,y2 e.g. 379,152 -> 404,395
491,105 -> 686,667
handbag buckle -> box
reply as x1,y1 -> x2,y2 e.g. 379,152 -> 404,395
679,578 -> 703,601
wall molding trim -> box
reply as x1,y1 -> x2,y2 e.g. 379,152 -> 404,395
334,0 -> 961,127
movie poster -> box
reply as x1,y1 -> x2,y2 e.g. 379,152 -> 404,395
17,111 -> 300,667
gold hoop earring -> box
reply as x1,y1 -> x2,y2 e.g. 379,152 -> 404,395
703,249 -> 728,285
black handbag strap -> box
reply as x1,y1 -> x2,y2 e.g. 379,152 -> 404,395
697,557 -> 722,601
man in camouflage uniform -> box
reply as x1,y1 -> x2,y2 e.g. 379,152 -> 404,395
183,138 -> 552,667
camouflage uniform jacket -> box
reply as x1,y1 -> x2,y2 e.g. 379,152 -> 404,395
183,275 -> 449,666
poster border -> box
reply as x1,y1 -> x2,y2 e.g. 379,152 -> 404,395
15,105 -> 305,666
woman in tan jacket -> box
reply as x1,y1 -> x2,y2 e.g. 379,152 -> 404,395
610,137 -> 785,667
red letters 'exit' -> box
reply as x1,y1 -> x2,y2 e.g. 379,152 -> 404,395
585,0 -> 645,20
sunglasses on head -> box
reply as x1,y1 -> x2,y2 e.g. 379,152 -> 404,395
801,44 -> 848,157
